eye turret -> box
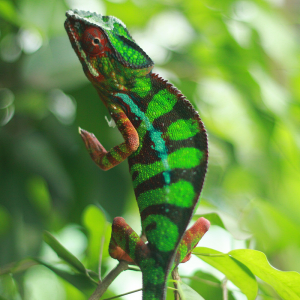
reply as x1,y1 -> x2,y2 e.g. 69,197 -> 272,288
82,27 -> 106,55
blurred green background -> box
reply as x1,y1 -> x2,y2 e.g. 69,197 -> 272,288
0,0 -> 300,299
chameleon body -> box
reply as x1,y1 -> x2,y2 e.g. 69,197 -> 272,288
65,10 -> 209,300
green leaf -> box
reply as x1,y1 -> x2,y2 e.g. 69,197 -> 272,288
43,231 -> 86,274
34,259 -> 96,292
229,249 -> 300,300
82,205 -> 111,269
243,198 -> 300,251
194,247 -> 258,300
187,270 -> 236,300
258,281 -> 281,300
0,258 -> 38,276
0,205 -> 11,236
195,203 -> 251,240
179,281 -> 205,300
27,176 -> 51,215
0,0 -> 19,25
0,274 -> 21,300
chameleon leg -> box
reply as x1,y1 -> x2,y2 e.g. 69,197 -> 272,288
109,217 -> 150,264
79,104 -> 139,171
174,217 -> 210,265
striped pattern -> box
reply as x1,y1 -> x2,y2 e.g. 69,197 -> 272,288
65,11 -> 208,300
116,73 -> 208,299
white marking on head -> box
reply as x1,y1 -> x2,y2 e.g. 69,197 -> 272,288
66,9 -> 126,31
68,24 -> 99,77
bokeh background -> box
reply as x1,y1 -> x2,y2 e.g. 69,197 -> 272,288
1,0 -> 300,299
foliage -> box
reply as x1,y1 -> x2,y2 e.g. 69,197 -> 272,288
1,0 -> 300,299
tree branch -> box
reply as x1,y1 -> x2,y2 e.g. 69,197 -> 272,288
89,261 -> 129,300
172,267 -> 181,300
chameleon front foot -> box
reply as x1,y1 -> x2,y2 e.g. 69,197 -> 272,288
79,127 -> 110,168
79,125 -> 139,171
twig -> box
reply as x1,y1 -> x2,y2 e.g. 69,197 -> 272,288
98,235 -> 105,282
103,288 -> 143,300
181,275 -> 220,287
222,278 -> 228,300
127,266 -> 141,272
172,267 -> 181,300
89,261 -> 129,300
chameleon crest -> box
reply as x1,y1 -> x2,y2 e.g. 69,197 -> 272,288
65,9 -> 209,300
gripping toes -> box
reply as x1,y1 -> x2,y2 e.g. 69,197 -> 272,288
175,217 -> 210,265
79,120 -> 139,171
109,217 -> 150,264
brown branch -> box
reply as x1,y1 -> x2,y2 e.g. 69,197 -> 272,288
103,288 -> 143,300
89,261 -> 129,300
222,278 -> 228,300
98,235 -> 106,282
172,267 -> 181,300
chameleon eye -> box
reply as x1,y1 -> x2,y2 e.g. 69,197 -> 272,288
82,27 -> 105,55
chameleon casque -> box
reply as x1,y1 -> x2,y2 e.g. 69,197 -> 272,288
65,9 -> 209,300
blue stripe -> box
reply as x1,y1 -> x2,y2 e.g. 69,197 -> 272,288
115,93 -> 171,185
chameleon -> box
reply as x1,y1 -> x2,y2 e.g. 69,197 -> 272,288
65,9 -> 209,300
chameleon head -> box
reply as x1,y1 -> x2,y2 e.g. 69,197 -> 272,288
64,10 -> 154,91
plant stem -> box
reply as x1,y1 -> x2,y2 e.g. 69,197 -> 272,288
172,267 -> 181,300
89,261 -> 129,300
222,278 -> 228,300
98,235 -> 105,282
103,288 -> 143,300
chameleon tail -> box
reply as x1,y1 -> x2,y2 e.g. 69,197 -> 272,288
109,217 -> 166,299
109,217 -> 210,300
140,267 -> 167,300
109,218 -> 169,300
140,217 -> 210,300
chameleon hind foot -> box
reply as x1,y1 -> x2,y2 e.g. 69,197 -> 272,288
175,217 -> 210,265
109,217 -> 150,264
109,216 -> 210,266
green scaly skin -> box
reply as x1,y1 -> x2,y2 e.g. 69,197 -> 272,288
65,10 -> 209,300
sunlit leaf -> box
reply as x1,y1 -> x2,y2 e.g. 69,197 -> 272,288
229,249 -> 300,300
258,281 -> 281,300
187,270 -> 236,300
26,176 -> 51,215
195,204 -> 251,240
34,259 -> 96,292
0,0 -> 19,25
0,274 -> 21,300
243,198 -> 300,252
82,205 -> 111,269
194,247 -> 258,300
43,231 -> 86,274
179,281 -> 205,300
